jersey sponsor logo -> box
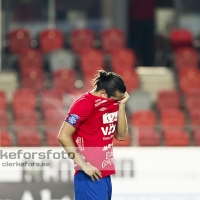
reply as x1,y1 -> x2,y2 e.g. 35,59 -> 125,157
99,107 -> 107,111
101,124 -> 116,135
103,135 -> 114,140
102,150 -> 114,168
102,111 -> 118,124
103,142 -> 113,151
76,137 -> 84,151
66,114 -> 80,126
95,99 -> 107,107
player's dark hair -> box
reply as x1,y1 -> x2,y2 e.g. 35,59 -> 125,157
92,70 -> 126,97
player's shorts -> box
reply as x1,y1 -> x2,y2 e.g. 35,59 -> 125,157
74,171 -> 112,200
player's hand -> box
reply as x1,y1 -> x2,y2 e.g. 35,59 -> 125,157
119,92 -> 129,105
82,162 -> 102,182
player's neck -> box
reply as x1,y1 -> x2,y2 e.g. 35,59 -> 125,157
90,89 -> 100,97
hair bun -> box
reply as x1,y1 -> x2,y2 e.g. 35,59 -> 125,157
99,70 -> 107,78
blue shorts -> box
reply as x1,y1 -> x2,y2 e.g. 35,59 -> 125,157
74,171 -> 112,200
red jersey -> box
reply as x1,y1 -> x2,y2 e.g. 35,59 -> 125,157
65,91 -> 119,178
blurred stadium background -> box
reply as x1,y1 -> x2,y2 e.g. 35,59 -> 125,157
0,0 -> 200,200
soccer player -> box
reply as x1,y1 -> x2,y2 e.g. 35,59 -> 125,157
57,70 -> 129,200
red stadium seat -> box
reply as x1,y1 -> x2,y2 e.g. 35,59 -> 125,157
174,47 -> 198,70
116,70 -> 139,92
178,69 -> 200,94
19,48 -> 43,70
14,110 -> 39,130
9,29 -> 30,53
46,131 -> 61,146
0,131 -> 12,146
71,29 -> 94,53
131,110 -> 156,130
184,89 -> 200,98
80,48 -> 104,74
138,130 -> 160,146
13,88 -> 36,115
80,48 -> 104,89
189,110 -> 200,131
43,109 -> 65,130
193,130 -> 200,146
170,29 -> 193,51
0,110 -> 9,127
110,48 -> 136,72
17,131 -> 41,146
185,95 -> 200,115
101,28 -> 125,53
157,90 -> 180,111
113,133 -> 132,147
40,88 -> 64,111
0,90 -> 7,111
39,29 -> 64,52
160,109 -> 185,130
53,69 -> 78,93
21,68 -> 45,91
164,130 -> 190,146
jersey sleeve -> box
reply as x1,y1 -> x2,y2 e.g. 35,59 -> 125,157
65,98 -> 92,129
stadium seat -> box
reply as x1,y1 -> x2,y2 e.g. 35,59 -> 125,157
14,110 -> 39,130
126,89 -> 151,113
193,130 -> 200,146
71,29 -> 94,53
19,48 -> 43,70
9,29 -> 30,53
116,70 -> 139,92
80,48 -> 104,89
0,90 -> 7,111
131,110 -> 156,130
157,90 -> 180,111
46,131 -> 61,146
138,130 -> 160,146
101,28 -> 125,53
164,130 -> 190,146
170,28 -> 193,51
160,109 -> 185,130
48,49 -> 76,71
39,29 -> 64,52
174,47 -> 198,70
13,88 -> 36,115
189,110 -> 200,131
110,48 -> 136,72
0,110 -> 9,127
21,68 -> 45,91
113,133 -> 132,147
80,48 -> 104,74
17,131 -> 41,146
0,131 -> 12,146
40,88 -> 64,112
178,69 -> 200,94
53,69 -> 78,93
43,109 -> 65,130
185,95 -> 200,115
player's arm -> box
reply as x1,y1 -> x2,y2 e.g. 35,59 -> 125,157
114,92 -> 129,141
57,121 -> 102,181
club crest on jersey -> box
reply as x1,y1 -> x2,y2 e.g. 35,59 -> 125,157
102,111 -> 118,124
